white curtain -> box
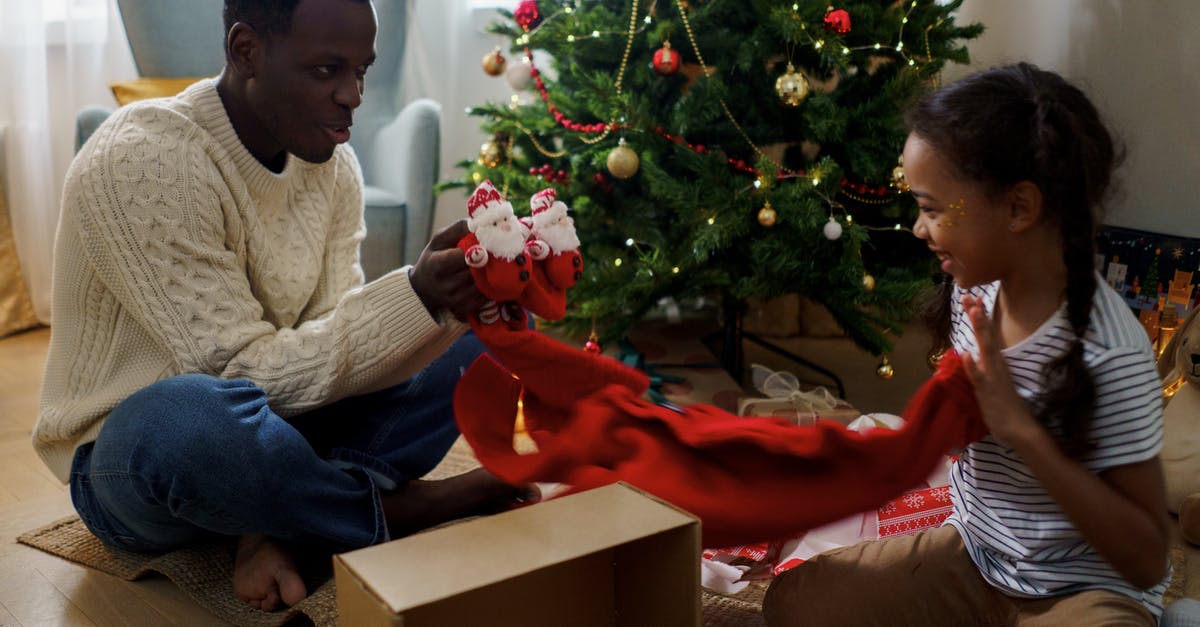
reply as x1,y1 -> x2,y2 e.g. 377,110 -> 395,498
405,0 -> 523,232
0,0 -> 135,323
0,0 -> 514,323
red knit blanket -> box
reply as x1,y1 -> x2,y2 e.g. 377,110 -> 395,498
454,319 -> 988,548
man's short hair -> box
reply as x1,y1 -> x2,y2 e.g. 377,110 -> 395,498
223,0 -> 302,38
223,0 -> 370,39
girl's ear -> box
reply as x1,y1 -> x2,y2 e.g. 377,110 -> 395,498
1007,181 -> 1043,233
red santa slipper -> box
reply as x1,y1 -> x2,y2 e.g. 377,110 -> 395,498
517,188 -> 583,321
458,180 -> 532,303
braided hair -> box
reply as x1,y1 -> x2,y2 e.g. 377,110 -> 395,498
907,63 -> 1120,458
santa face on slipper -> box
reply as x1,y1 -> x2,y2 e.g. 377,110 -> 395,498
459,180 -> 532,305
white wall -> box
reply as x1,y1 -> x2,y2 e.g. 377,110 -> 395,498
937,0 -> 1199,236
423,1 -> 1200,239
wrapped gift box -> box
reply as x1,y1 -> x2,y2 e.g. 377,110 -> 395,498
737,396 -> 861,426
877,485 -> 954,538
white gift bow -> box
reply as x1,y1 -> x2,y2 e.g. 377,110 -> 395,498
749,363 -> 844,425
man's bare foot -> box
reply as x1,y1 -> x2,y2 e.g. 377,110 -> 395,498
382,468 -> 538,537
233,534 -> 308,611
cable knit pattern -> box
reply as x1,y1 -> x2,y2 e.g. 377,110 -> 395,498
34,79 -> 463,482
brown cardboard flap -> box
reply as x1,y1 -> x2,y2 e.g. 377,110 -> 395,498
334,482 -> 701,626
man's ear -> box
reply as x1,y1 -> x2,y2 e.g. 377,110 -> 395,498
1007,180 -> 1044,233
225,22 -> 261,78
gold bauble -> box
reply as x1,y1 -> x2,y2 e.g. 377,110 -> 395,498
774,63 -> 810,107
482,47 -> 507,76
862,273 -> 876,291
758,201 -> 777,227
478,139 -> 505,168
876,356 -> 895,380
891,164 -> 909,192
607,141 -> 640,179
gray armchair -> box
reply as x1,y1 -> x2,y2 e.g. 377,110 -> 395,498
77,0 -> 439,279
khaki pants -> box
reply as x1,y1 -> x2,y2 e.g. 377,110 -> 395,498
762,525 -> 1154,627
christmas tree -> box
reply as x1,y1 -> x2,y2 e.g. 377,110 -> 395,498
441,0 -> 982,356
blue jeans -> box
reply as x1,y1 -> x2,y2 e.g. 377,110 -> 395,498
69,334 -> 484,554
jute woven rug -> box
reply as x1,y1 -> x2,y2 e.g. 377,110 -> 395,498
18,437 -> 767,625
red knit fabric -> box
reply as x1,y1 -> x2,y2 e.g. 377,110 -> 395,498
515,257 -> 568,321
456,232 -> 530,303
454,324 -> 988,548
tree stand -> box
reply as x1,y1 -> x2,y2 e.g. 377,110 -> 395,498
709,297 -> 847,400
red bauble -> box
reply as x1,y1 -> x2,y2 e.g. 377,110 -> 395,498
514,1 -> 542,32
652,42 -> 680,76
823,8 -> 852,34
584,339 -> 603,354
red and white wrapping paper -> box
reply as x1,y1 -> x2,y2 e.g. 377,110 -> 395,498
700,413 -> 958,593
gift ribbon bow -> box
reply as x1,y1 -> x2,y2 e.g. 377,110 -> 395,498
749,363 -> 847,425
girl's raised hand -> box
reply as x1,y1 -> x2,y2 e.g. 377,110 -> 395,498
960,294 -> 1044,448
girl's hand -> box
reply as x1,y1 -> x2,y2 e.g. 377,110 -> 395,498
960,294 -> 1045,448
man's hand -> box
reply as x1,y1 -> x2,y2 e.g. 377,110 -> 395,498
409,220 -> 489,321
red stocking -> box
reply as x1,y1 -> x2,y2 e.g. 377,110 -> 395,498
454,350 -> 987,548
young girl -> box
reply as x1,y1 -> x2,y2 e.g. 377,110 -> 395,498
762,63 -> 1170,625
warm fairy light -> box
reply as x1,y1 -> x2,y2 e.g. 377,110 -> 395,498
672,266 -> 681,274
567,34 -> 576,42
896,42 -> 904,51
902,17 -> 909,24
812,177 -> 821,186
908,59 -> 916,66
564,6 -> 573,13
591,30 -> 600,37
792,3 -> 799,10
615,258 -> 624,267
644,15 -> 652,24
874,43 -> 882,49
894,223 -> 902,230
841,47 -> 850,55
814,40 -> 824,49
753,179 -> 762,189
707,217 -> 716,225
846,215 -> 854,224
625,238 -> 635,247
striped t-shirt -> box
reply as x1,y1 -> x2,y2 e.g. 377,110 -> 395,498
943,276 -> 1168,618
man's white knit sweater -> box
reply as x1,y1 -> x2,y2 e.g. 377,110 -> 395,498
34,79 -> 463,482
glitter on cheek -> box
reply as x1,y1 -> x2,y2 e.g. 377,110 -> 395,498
939,197 -> 967,228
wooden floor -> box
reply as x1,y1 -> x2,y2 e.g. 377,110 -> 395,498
0,327 -> 227,626
0,320 -> 930,627
2,320 -> 1194,623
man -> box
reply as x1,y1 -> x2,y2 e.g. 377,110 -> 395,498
33,0 -> 528,611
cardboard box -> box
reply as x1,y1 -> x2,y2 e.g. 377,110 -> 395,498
334,482 -> 701,627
